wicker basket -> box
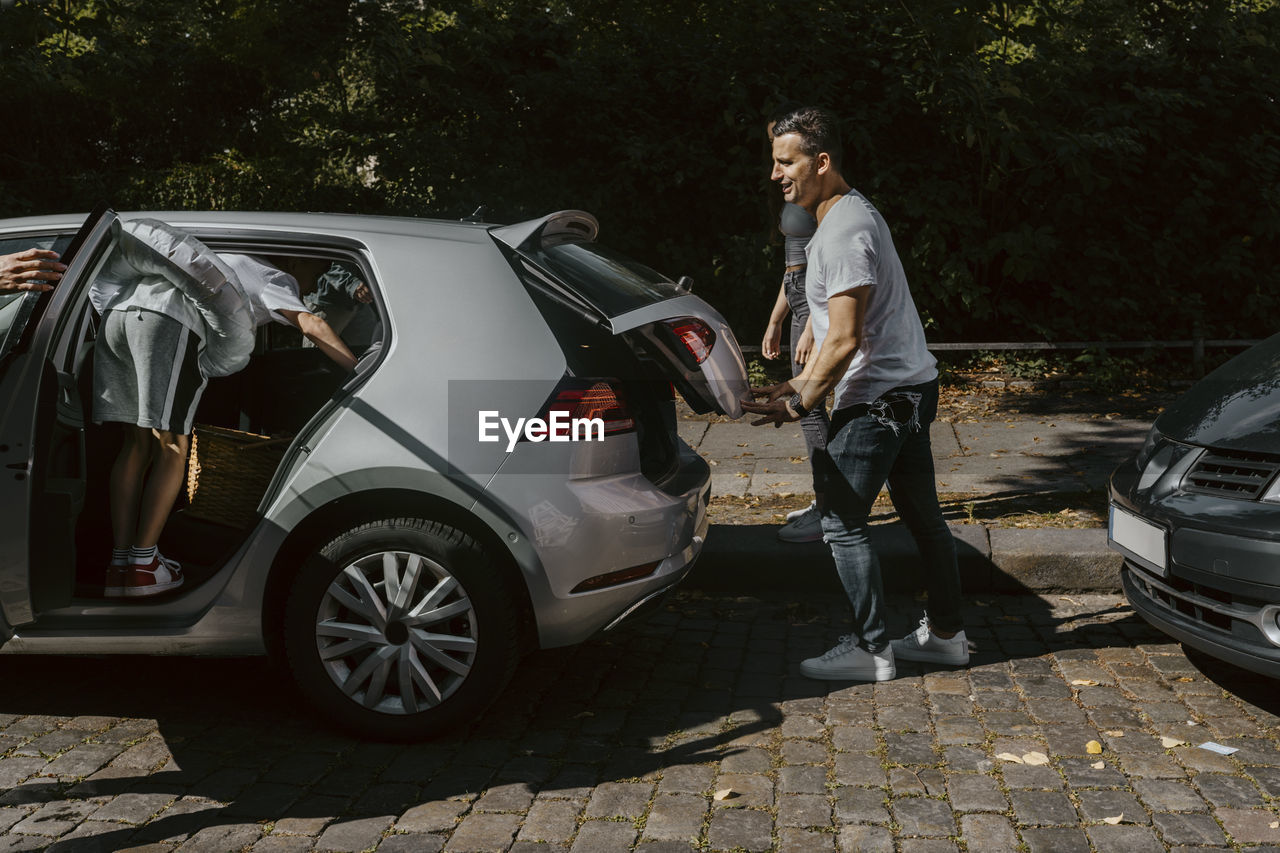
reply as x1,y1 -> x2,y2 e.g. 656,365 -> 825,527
185,425 -> 289,528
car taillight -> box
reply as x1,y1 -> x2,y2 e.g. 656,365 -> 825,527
665,318 -> 716,364
542,379 -> 635,435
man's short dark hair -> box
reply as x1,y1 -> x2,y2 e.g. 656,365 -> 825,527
771,106 -> 842,172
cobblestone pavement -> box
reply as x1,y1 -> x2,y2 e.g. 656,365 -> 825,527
2,592 -> 1279,852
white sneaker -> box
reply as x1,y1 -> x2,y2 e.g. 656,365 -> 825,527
800,636 -> 896,681
778,505 -> 823,543
785,500 -> 816,522
891,616 -> 969,666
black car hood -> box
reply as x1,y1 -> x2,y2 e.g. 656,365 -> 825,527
1156,332 -> 1280,453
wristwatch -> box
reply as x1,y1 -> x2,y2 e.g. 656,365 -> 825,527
787,392 -> 810,418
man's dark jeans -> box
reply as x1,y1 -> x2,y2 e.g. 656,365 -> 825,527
818,379 -> 963,653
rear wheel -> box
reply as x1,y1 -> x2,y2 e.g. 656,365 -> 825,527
283,518 -> 520,739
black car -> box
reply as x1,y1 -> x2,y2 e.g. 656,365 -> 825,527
1109,334 -> 1280,678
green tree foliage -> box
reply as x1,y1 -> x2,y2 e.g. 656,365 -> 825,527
1,0 -> 1276,342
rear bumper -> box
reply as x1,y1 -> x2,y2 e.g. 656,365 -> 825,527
490,441 -> 711,648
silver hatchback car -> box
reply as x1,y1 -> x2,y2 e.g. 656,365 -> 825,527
0,207 -> 747,738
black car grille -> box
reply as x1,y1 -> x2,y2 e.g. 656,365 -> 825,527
1183,448 -> 1280,500
1125,561 -> 1280,650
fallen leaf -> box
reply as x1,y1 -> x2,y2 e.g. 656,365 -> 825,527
1086,740 -> 1103,754
996,752 -> 1024,764
1270,820 -> 1278,829
736,443 -> 748,447
1104,730 -> 1124,737
1071,679 -> 1099,687
735,472 -> 749,478
1022,752 -> 1050,766
713,789 -> 736,801
1102,814 -> 1124,825
1161,737 -> 1187,748
1091,761 -> 1105,769
1176,676 -> 1194,682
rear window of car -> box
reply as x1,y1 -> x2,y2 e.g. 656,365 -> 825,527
523,242 -> 681,318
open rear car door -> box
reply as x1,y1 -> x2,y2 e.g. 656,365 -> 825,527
0,205 -> 119,644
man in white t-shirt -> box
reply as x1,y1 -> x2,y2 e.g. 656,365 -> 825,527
742,106 -> 967,683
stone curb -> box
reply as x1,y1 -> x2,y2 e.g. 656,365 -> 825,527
693,523 -> 1121,594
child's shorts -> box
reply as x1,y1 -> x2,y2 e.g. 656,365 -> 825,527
93,307 -> 206,435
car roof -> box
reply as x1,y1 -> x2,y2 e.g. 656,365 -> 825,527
0,210 -> 497,244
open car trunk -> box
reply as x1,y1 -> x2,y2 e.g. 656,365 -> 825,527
491,211 -> 748,420
491,211 -> 748,489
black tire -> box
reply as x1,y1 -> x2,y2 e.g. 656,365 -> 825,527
283,518 -> 520,740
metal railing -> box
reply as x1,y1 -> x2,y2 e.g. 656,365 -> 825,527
740,338 -> 1265,378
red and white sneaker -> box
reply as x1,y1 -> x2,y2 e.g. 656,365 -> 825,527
104,553 -> 184,598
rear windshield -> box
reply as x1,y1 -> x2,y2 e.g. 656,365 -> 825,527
524,242 -> 680,318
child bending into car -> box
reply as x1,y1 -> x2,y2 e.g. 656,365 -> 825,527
90,220 -> 357,598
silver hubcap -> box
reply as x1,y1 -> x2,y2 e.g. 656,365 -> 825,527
314,550 -> 478,715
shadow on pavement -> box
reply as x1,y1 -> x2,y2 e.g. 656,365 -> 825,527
1182,644 -> 1280,717
0,575 -> 1164,852
0,573 -> 1160,850
0,599 -> 822,850
935,414 -> 1146,500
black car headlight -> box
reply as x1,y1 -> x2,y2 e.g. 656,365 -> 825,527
1262,476 -> 1280,504
1136,426 -> 1162,472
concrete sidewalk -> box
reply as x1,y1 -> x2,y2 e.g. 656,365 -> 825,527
680,410 -> 1153,593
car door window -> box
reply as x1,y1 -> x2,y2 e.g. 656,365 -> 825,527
0,235 -> 73,361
